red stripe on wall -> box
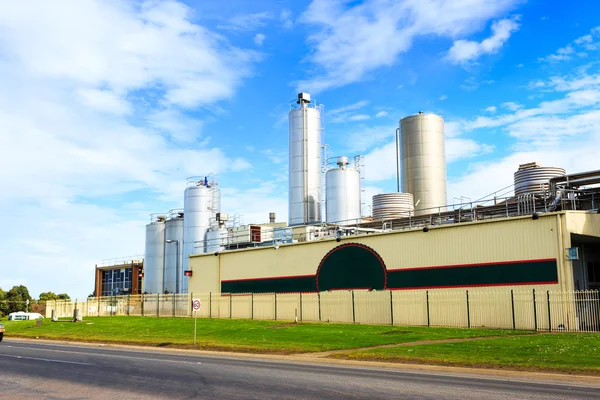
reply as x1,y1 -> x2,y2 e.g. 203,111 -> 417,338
221,274 -> 316,283
389,281 -> 559,290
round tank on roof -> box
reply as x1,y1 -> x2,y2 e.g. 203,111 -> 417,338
514,162 -> 566,196
164,211 -> 184,294
182,177 -> 217,293
326,156 -> 361,225
144,214 -> 166,294
400,113 -> 447,216
372,193 -> 414,219
289,93 -> 322,226
206,227 -> 229,253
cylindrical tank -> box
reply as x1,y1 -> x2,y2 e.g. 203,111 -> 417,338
372,193 -> 414,219
514,162 -> 566,196
326,156 -> 361,225
164,210 -> 184,294
289,92 -> 322,226
182,178 -> 215,293
144,215 -> 166,294
206,227 -> 229,253
400,112 -> 447,216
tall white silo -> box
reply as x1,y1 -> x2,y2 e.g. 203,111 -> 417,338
164,210 -> 184,294
400,112 -> 447,216
182,176 -> 217,293
326,156 -> 361,225
289,92 -> 322,226
144,214 -> 166,294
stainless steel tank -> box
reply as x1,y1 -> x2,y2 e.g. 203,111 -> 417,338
326,156 -> 361,225
144,215 -> 166,294
164,210 -> 184,294
400,112 -> 447,216
206,227 -> 229,253
182,177 -> 215,293
289,92 -> 322,225
514,162 -> 566,196
372,193 -> 414,219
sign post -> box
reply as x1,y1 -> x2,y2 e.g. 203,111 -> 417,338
192,298 -> 201,345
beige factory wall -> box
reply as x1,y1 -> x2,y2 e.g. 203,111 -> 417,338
565,211 -> 600,237
189,213 -> 565,294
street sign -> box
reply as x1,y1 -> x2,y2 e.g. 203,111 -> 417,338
192,299 -> 201,312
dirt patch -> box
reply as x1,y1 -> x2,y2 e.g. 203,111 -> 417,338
380,330 -> 411,335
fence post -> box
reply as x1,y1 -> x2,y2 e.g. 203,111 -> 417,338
97,297 -> 100,317
390,291 -> 394,326
426,290 -> 430,327
351,290 -> 356,323
274,293 -> 278,321
318,292 -> 321,322
173,294 -> 176,317
157,294 -> 160,317
511,290 -> 516,330
299,292 -> 303,322
141,294 -> 145,317
209,292 -> 212,319
547,291 -> 552,332
127,294 -> 130,316
533,289 -> 538,331
466,290 -> 471,328
229,293 -> 232,319
251,292 -> 254,320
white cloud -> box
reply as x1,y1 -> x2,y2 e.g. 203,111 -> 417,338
327,100 -> 369,115
348,114 -> 371,121
539,25 -> 600,62
501,101 -> 523,111
218,12 -> 273,32
375,111 -> 389,118
460,77 -> 495,91
254,33 -> 266,46
439,95 -> 448,101
446,16 -> 520,65
0,1 -> 259,298
484,106 -> 497,113
280,9 -> 294,29
297,0 -> 520,92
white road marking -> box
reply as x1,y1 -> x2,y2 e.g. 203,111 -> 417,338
2,345 -> 203,366
0,353 -> 94,366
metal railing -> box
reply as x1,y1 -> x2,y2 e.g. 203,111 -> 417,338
45,289 -> 600,332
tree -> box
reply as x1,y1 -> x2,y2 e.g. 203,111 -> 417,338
57,293 -> 70,300
6,285 -> 33,314
39,292 -> 58,302
0,287 -> 8,317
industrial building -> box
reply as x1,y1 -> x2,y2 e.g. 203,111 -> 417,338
94,257 -> 144,297
136,92 -> 600,301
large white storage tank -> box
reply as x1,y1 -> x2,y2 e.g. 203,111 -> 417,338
182,176 -> 217,293
400,112 -> 447,216
144,214 -> 166,294
326,156 -> 361,225
289,92 -> 322,226
372,193 -> 414,219
164,210 -> 184,294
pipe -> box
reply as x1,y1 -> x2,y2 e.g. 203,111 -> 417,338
395,127 -> 400,193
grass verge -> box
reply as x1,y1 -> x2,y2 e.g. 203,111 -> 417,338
335,333 -> 600,375
3,317 -> 528,353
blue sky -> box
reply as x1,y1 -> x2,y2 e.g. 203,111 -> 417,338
1,0 -> 599,298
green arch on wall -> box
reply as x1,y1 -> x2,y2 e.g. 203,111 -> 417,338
316,243 -> 387,291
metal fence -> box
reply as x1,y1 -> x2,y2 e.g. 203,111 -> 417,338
45,289 -> 600,332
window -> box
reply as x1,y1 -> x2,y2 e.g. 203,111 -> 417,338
589,262 -> 600,284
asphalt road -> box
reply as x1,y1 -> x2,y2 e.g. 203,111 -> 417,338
0,339 -> 597,400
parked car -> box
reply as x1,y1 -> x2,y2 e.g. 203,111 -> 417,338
0,323 -> 4,342
7,312 -> 44,321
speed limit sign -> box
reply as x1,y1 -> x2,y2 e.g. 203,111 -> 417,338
192,298 -> 201,312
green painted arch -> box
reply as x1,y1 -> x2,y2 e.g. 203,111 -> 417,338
316,243 -> 387,291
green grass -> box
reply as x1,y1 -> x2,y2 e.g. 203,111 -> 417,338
339,333 -> 600,374
3,317 -> 527,353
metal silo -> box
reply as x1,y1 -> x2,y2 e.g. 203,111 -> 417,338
164,210 -> 184,294
400,112 -> 447,216
144,214 -> 166,294
289,92 -> 322,226
372,193 -> 414,219
326,156 -> 361,225
182,176 -> 216,293
514,162 -> 566,196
